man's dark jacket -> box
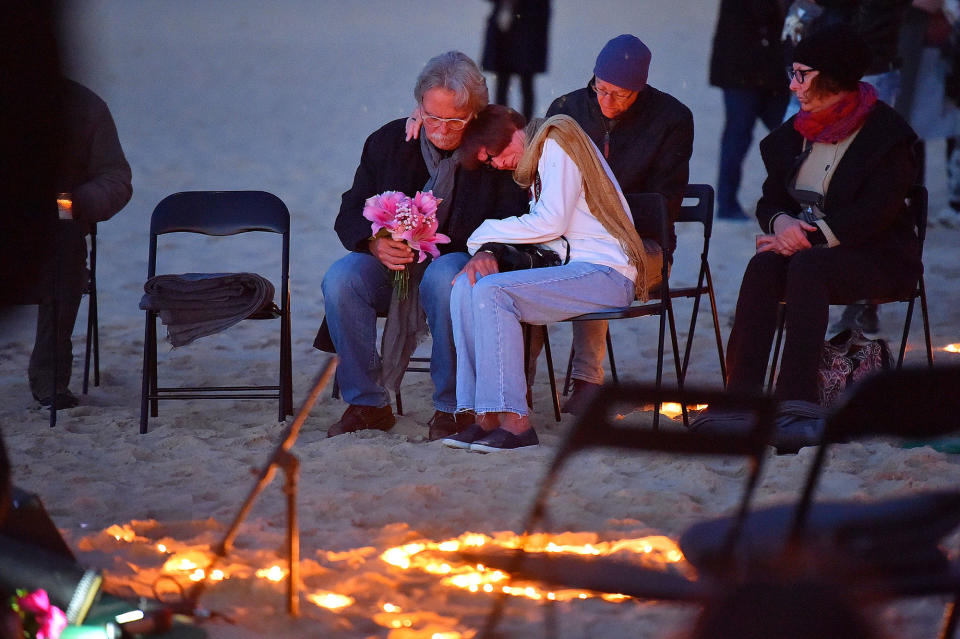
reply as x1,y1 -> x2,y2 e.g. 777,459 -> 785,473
335,118 -> 529,255
757,101 -> 920,266
709,0 -> 790,92
545,82 -> 693,253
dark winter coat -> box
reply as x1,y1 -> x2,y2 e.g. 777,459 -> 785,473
481,0 -> 551,75
757,101 -> 920,264
709,0 -> 791,93
335,118 -> 529,255
545,82 -> 693,253
59,79 -> 132,235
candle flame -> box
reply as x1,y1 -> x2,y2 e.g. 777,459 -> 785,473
255,565 -> 286,582
945,344 -> 960,353
306,592 -> 354,611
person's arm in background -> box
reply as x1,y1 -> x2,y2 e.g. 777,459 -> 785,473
72,100 -> 132,225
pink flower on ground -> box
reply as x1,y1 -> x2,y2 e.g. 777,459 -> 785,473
362,190 -> 407,235
17,590 -> 68,639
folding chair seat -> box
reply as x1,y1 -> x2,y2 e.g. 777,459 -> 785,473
766,184 -> 934,391
541,184 -> 726,427
680,366 -> 960,638
139,191 -> 293,434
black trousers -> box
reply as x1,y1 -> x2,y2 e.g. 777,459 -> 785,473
725,245 -> 920,403
28,220 -> 87,398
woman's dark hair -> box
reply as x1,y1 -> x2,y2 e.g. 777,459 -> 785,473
457,104 -> 526,170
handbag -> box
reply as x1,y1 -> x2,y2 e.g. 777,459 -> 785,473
817,328 -> 891,406
477,238 -> 570,272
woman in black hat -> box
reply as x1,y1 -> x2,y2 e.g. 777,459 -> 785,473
694,24 -> 923,448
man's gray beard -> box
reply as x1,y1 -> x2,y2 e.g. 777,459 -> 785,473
428,131 -> 460,151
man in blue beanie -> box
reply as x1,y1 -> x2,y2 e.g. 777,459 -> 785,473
541,34 -> 694,415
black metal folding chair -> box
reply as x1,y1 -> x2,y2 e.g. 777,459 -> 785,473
681,366 -> 960,639
469,383 -> 777,637
81,223 -> 99,394
139,191 -> 293,433
767,184 -> 934,392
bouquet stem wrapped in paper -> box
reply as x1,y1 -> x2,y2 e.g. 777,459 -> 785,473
363,190 -> 450,299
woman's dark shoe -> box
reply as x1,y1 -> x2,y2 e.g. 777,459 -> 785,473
442,423 -> 491,449
470,427 -> 539,452
327,404 -> 395,438
773,400 -> 826,454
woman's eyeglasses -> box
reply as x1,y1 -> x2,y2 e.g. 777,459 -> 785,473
787,67 -> 817,83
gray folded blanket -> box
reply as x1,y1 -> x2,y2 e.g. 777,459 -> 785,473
139,272 -> 275,346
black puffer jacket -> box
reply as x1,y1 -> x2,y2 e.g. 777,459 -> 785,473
335,118 -> 529,255
545,82 -> 693,253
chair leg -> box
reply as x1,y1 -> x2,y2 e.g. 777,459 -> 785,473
919,277 -> 934,368
562,344 -> 575,396
652,305 -> 667,432
140,313 -> 153,434
897,296 -> 916,369
83,293 -> 93,395
704,262 -> 727,384
396,390 -> 404,416
92,283 -> 100,387
767,305 -> 786,394
606,327 -> 618,386
666,299 -> 689,427
149,313 -> 159,418
541,326 -> 561,422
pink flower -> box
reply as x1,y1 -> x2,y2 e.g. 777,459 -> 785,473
17,590 -> 67,639
412,190 -> 440,217
362,190 -> 407,235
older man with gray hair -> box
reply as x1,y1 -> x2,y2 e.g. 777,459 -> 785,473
317,51 -> 528,439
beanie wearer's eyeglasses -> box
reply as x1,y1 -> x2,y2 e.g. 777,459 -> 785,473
591,83 -> 635,103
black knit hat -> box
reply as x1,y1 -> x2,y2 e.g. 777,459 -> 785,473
793,24 -> 872,86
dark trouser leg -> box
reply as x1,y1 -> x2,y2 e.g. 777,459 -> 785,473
519,72 -> 535,120
725,251 -> 789,394
776,246 -> 920,402
495,71 -> 510,107
717,88 -> 761,218
29,220 -> 86,398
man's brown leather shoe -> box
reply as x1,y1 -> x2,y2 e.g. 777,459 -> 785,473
426,410 -> 475,441
327,404 -> 396,438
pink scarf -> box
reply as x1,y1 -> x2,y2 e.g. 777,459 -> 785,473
794,82 -> 878,143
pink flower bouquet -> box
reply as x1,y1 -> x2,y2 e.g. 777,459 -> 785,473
10,589 -> 67,639
363,190 -> 450,299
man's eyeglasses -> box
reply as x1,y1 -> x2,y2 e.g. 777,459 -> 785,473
787,66 -> 817,83
420,104 -> 474,131
591,83 -> 635,103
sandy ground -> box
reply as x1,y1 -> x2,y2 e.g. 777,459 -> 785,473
2,1 -> 960,637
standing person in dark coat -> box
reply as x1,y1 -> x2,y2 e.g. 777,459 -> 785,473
29,78 -> 132,408
481,0 -> 551,120
709,0 -> 791,220
319,51 -> 528,441
541,34 -> 694,415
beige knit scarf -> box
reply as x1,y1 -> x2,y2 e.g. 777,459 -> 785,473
513,114 -> 659,301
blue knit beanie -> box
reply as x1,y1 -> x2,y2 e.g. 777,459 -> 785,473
593,34 -> 651,91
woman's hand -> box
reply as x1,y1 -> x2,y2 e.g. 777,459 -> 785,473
770,215 -> 818,256
405,106 -> 423,142
454,252 -> 499,286
369,237 -> 413,271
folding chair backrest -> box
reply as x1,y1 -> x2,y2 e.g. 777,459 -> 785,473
526,383 -> 776,551
678,183 -> 714,238
791,366 -> 960,539
147,191 -> 290,279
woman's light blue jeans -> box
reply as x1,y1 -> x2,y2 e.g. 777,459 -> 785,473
451,262 -> 635,416
321,250 -> 469,411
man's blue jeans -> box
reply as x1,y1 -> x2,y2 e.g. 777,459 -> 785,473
718,87 -> 789,219
451,263 -> 634,416
321,251 -> 469,412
